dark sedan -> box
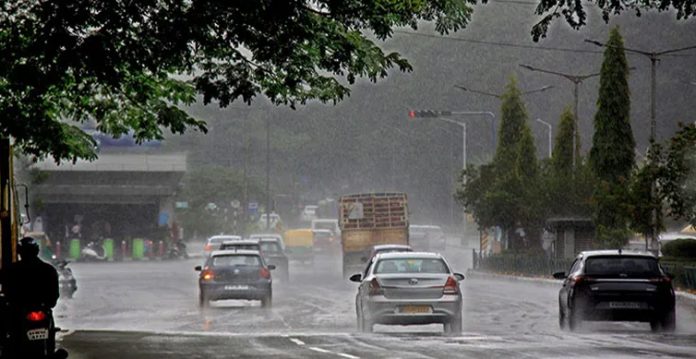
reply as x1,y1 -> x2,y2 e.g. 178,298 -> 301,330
258,238 -> 290,282
195,250 -> 275,308
554,250 -> 675,332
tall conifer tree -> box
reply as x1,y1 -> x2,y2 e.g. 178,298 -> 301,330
590,27 -> 635,247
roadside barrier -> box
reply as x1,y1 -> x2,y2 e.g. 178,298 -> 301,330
121,240 -> 128,261
69,239 -> 81,260
103,238 -> 114,261
132,238 -> 145,260
55,241 -> 61,259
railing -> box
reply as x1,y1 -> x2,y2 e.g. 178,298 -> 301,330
478,254 -> 696,291
660,262 -> 696,291
478,253 -> 573,277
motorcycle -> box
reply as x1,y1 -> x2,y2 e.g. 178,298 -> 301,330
80,241 -> 106,261
167,240 -> 189,259
53,260 -> 77,299
2,305 -> 68,359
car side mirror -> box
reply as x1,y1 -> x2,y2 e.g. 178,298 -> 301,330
194,266 -> 202,271
552,271 -> 566,280
454,273 -> 465,281
349,273 -> 362,282
268,264 -> 276,270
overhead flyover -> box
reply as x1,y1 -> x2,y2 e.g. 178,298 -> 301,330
31,153 -> 186,241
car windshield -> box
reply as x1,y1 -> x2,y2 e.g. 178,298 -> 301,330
374,258 -> 448,274
220,244 -> 259,251
260,242 -> 282,253
585,256 -> 661,277
212,255 -> 261,267
210,236 -> 238,244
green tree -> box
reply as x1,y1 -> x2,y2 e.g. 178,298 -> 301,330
0,1 -> 473,162
458,76 -> 542,249
513,124 -> 544,248
544,107 -> 595,218
178,166 -> 265,238
589,27 -> 635,248
531,0 -> 696,41
662,124 -> 696,226
551,108 -> 575,177
495,77 -> 529,171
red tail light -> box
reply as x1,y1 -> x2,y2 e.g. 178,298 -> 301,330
569,275 -> 593,287
259,267 -> 271,279
650,276 -> 671,284
26,311 -> 46,322
204,244 -> 214,252
201,269 -> 215,281
443,276 -> 459,295
368,278 -> 383,296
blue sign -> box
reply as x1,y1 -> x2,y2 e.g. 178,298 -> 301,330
248,202 -> 258,215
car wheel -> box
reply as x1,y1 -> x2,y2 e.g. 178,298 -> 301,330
558,305 -> 566,330
660,308 -> 676,332
199,292 -> 209,308
360,308 -> 374,333
445,314 -> 462,334
261,294 -> 273,309
650,319 -> 661,332
567,307 -> 581,332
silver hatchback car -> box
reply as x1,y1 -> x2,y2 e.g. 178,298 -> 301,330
350,252 -> 464,333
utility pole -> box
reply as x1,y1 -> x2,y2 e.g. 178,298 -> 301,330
535,118 -> 552,159
585,39 -> 696,253
265,115 -> 271,231
519,64 -> 601,166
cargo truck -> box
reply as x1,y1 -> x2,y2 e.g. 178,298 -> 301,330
339,192 -> 409,278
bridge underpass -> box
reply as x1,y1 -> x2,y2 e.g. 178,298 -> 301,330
31,153 -> 186,251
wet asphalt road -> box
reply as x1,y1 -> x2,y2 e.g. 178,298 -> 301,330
54,242 -> 696,358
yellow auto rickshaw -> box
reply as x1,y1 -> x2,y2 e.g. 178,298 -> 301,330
283,228 -> 314,264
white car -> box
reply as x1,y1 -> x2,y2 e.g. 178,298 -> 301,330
311,218 -> 340,236
301,205 -> 318,222
204,235 -> 242,255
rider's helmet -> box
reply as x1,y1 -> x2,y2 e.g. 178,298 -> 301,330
18,236 -> 40,260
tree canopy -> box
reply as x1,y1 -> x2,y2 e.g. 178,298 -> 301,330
0,0 -> 473,161
532,0 -> 696,41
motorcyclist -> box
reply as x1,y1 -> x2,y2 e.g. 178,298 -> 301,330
2,237 -> 60,309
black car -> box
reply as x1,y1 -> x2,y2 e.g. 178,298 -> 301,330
258,238 -> 290,282
554,250 -> 675,332
195,250 -> 275,308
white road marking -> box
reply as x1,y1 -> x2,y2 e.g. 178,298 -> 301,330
287,336 -> 361,359
309,346 -> 332,354
289,338 -> 306,346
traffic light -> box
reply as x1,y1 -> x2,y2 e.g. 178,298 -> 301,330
408,110 -> 453,118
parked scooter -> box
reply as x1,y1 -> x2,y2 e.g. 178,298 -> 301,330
52,259 -> 77,299
80,241 -> 106,261
167,240 -> 189,260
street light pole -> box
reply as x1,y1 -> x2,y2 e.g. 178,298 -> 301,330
584,41 -> 696,143
265,115 -> 271,230
519,64 -> 600,166
535,118 -> 552,158
454,85 -> 551,150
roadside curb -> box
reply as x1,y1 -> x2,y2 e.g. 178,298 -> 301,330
467,270 -> 696,304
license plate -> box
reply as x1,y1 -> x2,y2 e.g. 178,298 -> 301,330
399,305 -> 432,314
224,285 -> 249,290
609,301 -> 641,309
27,328 -> 49,341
